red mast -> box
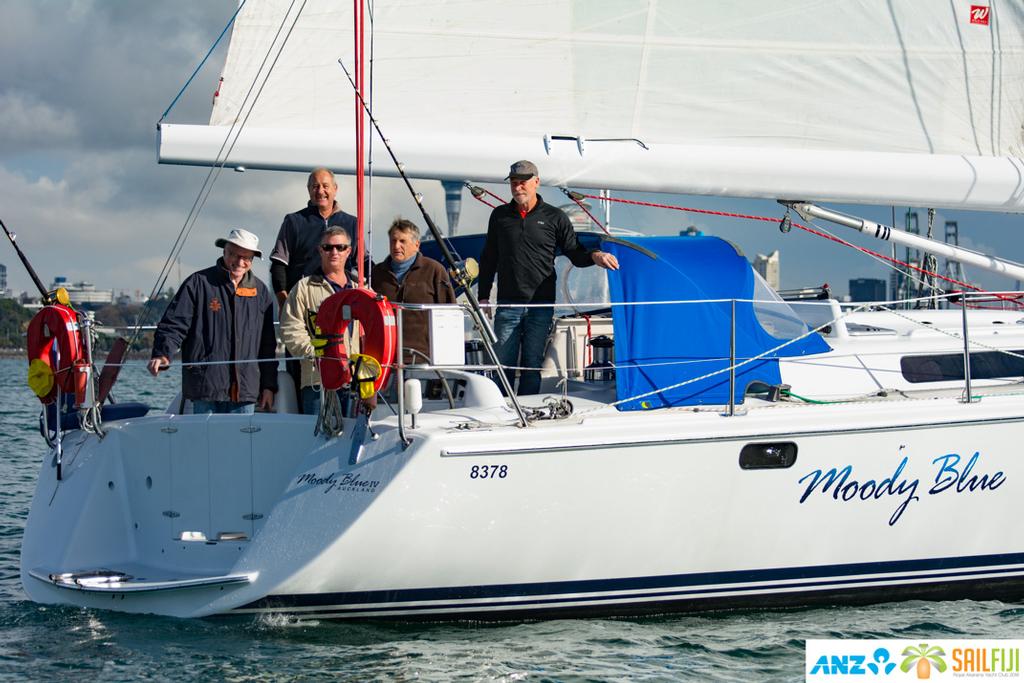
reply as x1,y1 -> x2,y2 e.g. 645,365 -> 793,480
354,0 -> 366,284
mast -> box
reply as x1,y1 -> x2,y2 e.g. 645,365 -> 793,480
354,0 -> 366,284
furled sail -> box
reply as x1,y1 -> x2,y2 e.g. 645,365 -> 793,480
159,0 -> 1024,211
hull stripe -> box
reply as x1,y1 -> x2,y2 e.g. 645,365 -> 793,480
237,551 -> 1024,615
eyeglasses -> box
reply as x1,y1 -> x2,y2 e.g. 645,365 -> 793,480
321,244 -> 351,253
226,249 -> 255,262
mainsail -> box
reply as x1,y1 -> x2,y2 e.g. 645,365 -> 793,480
158,0 -> 1024,211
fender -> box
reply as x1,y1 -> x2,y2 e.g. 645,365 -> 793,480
315,288 -> 397,392
26,304 -> 85,405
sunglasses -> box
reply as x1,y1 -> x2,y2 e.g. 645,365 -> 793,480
321,243 -> 351,252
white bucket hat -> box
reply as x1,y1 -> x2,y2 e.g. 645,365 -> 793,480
215,228 -> 262,258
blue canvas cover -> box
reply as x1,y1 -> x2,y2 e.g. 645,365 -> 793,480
604,236 -> 830,410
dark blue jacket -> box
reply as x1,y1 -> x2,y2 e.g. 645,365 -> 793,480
269,203 -> 364,293
152,260 -> 278,402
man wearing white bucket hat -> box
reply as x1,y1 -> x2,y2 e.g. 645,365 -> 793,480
149,228 -> 278,414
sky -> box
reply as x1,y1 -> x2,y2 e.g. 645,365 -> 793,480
1,0 -> 1022,303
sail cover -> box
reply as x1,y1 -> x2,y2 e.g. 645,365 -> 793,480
604,236 -> 830,410
159,1 -> 1024,211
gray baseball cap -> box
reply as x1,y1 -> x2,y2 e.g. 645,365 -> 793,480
504,160 -> 538,180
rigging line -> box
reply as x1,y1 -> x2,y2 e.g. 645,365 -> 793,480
128,1 -> 309,349
803,217 -> 948,300
159,0 -> 248,123
879,303 -> 1024,363
573,191 -> 991,296
560,189 -> 611,235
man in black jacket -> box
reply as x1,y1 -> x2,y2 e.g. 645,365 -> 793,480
478,160 -> 619,395
149,228 -> 277,414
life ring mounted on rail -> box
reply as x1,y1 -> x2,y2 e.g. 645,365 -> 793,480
315,288 -> 397,395
26,302 -> 87,405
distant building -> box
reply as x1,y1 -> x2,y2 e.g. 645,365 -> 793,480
50,276 -> 113,309
0,263 -> 7,298
752,250 -> 780,290
849,277 -> 887,302
441,180 -> 463,236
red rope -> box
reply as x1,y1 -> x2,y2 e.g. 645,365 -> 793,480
562,191 -> 612,235
575,192 -> 984,293
470,193 -> 499,209
481,187 -> 506,203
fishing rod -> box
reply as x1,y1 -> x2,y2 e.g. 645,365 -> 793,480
337,58 -> 529,426
0,217 -> 52,302
337,60 -> 482,316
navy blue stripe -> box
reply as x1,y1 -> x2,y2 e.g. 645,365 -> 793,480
238,551 -> 1024,611
243,564 -> 1024,617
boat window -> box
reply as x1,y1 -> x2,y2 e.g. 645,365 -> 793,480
751,270 -> 813,340
739,442 -> 797,469
901,350 -> 1024,383
557,256 -> 610,313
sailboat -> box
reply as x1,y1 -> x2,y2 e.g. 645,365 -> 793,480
19,1 -> 1024,619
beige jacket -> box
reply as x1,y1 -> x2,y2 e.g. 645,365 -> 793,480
280,273 -> 360,388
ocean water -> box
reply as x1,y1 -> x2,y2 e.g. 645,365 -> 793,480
0,358 -> 1020,682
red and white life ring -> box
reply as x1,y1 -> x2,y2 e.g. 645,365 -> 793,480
26,304 -> 87,405
315,288 -> 397,392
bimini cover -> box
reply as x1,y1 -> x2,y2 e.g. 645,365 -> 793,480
605,236 -> 830,410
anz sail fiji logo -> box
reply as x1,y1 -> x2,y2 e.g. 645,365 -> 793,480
808,640 -> 1021,680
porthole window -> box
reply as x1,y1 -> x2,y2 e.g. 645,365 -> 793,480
739,442 -> 797,469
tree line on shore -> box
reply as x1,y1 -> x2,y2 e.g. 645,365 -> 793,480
0,299 -> 165,352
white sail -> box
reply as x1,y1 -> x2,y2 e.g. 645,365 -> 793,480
158,0 -> 1024,211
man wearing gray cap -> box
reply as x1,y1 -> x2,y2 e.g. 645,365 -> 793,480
149,228 -> 278,414
478,160 -> 619,395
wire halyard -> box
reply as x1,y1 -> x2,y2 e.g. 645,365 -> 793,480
130,0 -> 310,351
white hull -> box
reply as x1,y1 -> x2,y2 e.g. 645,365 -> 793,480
21,387 -> 1024,620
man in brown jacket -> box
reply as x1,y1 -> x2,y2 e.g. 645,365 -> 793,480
371,218 -> 457,363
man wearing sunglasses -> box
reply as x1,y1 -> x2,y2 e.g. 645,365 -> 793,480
279,227 -> 361,415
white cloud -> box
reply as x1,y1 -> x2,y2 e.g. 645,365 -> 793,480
0,91 -> 79,152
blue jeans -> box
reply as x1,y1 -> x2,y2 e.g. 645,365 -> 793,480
191,400 -> 255,415
301,386 -> 322,416
493,305 -> 554,395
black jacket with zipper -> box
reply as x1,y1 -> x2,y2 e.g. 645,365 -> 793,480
477,194 -> 596,304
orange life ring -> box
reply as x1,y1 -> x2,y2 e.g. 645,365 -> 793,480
26,304 -> 85,405
315,288 -> 397,392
